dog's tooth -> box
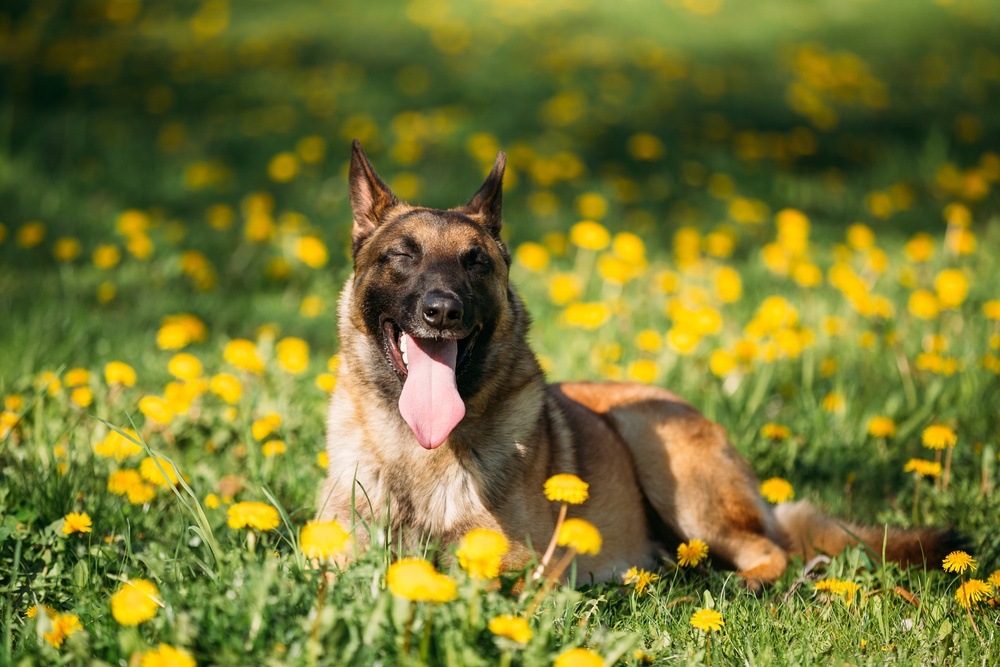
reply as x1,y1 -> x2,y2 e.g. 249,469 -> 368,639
400,334 -> 408,367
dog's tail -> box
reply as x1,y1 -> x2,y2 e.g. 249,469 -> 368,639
773,500 -> 966,568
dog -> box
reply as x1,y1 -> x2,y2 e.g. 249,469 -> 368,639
317,140 -> 960,588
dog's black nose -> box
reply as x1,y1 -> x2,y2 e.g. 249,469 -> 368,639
422,292 -> 464,331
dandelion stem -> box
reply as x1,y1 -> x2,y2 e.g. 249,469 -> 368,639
943,447 -> 953,493
934,450 -> 942,491
960,573 -> 984,643
402,604 -> 415,655
912,477 -> 921,526
532,502 -> 567,581
526,547 -> 577,616
419,604 -> 434,662
306,565 -> 330,667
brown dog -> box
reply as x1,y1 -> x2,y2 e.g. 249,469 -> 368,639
317,140 -> 959,588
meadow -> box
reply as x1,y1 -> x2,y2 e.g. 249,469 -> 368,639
1,0 -> 999,664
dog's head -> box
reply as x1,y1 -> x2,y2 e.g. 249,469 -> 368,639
346,140 -> 512,449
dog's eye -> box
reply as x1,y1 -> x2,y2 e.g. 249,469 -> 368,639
382,248 -> 415,264
462,248 -> 492,272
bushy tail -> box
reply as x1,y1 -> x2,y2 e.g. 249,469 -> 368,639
773,501 -> 966,568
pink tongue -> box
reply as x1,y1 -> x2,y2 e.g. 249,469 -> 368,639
398,335 -> 466,449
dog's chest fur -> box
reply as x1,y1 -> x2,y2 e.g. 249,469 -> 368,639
324,382 -> 517,541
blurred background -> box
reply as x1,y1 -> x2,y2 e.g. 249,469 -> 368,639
0,0 -> 998,378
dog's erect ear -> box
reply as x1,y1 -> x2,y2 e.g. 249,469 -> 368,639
464,151 -> 506,238
349,139 -> 398,253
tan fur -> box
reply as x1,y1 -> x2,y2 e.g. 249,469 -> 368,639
318,142 -> 958,588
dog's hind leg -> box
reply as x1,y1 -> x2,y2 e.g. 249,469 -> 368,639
557,382 -> 789,589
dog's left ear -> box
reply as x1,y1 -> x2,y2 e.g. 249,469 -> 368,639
464,151 -> 505,238
349,139 -> 398,254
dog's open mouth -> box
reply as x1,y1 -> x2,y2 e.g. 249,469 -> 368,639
380,319 -> 481,449
381,319 -> 481,380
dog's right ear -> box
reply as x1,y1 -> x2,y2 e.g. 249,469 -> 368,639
349,139 -> 398,254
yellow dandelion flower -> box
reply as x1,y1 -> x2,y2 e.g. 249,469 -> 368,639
903,458 -> 941,478
64,368 -> 90,387
227,501 -> 280,531
942,550 -> 977,574
832,580 -> 862,605
139,456 -> 180,487
987,569 -> 1000,588
562,302 -> 611,330
709,349 -> 737,377
677,539 -> 709,567
299,519 -> 352,560
666,325 -> 701,355
456,527 -> 509,579
156,322 -> 191,350
689,608 -> 724,632
626,359 -> 659,384
138,395 -> 174,425
62,512 -> 92,536
627,132 -> 664,161
984,300 -> 1000,321
867,416 -> 896,438
514,242 -> 550,272
821,392 -> 845,413
300,295 -> 324,317
53,237 -> 82,262
554,647 -> 604,667
204,493 -> 220,509
16,221 -> 46,248
295,236 -> 328,268
955,579 -> 992,610
612,232 -> 646,264
597,253 -> 635,285
167,353 -> 203,381
93,244 -> 121,269
267,152 -> 298,182
26,604 -> 57,620
36,371 -> 61,396
276,337 -> 310,374
70,386 -> 93,408
316,373 -> 337,392
209,373 -> 243,404
139,643 -> 196,667
104,361 -> 137,387
488,615 -> 532,644
548,273 -> 583,305
224,339 -> 264,373
634,329 -> 661,353
556,518 -> 602,555
261,439 -> 287,457
760,477 -> 795,504
623,566 -> 660,595
760,423 -> 791,441
108,469 -> 143,495
126,483 -> 156,505
569,220 -> 611,251
908,290 -> 940,320
814,579 -> 862,604
43,613 -> 82,649
922,424 -> 957,449
813,578 -> 838,592
252,413 -> 282,440
714,266 -> 743,303
110,579 -> 161,626
386,558 -> 457,602
934,269 -> 968,309
95,428 -> 142,460
544,474 -> 590,504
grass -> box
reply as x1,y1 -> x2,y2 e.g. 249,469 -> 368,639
1,0 -> 999,664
